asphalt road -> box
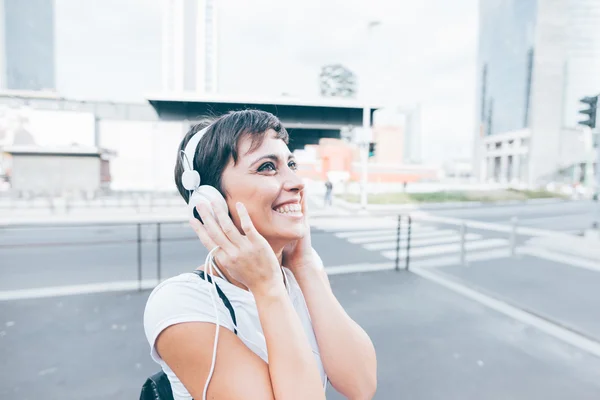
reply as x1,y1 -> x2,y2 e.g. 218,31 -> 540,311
2,270 -> 600,400
0,202 -> 585,292
0,223 -> 390,291
427,200 -> 596,234
438,255 -> 600,341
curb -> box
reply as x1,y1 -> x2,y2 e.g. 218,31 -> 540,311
333,197 -> 569,213
525,235 -> 600,262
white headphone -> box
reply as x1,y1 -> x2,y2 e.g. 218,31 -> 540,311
180,125 -> 228,221
181,124 -> 231,399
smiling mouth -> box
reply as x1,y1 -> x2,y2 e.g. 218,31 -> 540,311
273,203 -> 303,217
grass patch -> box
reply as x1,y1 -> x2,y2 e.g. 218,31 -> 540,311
506,188 -> 563,199
337,189 -> 565,205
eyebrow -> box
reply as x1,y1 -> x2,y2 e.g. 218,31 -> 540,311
250,153 -> 295,166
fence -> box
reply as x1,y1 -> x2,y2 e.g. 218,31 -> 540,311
2,218 -> 382,294
1,213 -> 567,296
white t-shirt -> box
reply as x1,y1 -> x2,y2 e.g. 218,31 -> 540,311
143,267 -> 327,400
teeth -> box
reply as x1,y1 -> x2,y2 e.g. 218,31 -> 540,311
275,204 -> 301,214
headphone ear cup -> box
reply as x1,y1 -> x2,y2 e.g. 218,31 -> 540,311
189,190 -> 212,223
196,185 -> 228,216
188,186 -> 228,223
182,170 -> 201,191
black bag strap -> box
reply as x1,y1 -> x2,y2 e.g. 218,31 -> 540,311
192,270 -> 238,335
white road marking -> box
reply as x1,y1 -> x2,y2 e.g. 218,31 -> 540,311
382,238 -> 508,259
363,233 -> 482,251
334,226 -> 434,238
0,280 -> 159,301
412,267 -> 600,358
519,246 -> 600,273
344,229 -> 457,244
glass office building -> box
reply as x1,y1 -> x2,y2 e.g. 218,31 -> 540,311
0,0 -> 55,91
474,0 -> 600,186
162,0 -> 218,93
476,0 -> 537,137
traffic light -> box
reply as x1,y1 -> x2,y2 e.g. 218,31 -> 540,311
578,95 -> 598,129
368,142 -> 377,158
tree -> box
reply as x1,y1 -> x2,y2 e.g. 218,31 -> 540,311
319,64 -> 357,98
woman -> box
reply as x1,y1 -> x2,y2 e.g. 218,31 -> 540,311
144,110 -> 377,399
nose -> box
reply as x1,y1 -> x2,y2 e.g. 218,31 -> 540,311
281,168 -> 305,193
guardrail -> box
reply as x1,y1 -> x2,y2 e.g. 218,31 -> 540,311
395,212 -> 578,270
393,215 -> 412,271
0,219 -> 363,292
0,212 -> 579,293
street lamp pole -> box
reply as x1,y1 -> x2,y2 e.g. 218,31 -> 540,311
359,20 -> 380,211
577,95 -> 598,232
360,108 -> 371,210
594,128 -> 600,230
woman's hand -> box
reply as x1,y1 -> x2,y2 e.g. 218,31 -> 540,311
282,194 -> 319,272
190,200 -> 282,295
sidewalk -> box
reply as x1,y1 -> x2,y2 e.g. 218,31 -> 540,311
435,254 -> 600,342
332,195 -> 568,213
1,196 -> 351,226
525,234 -> 600,262
4,270 -> 600,399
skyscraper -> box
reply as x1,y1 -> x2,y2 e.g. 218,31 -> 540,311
473,0 -> 600,186
0,0 -> 55,91
162,0 -> 218,93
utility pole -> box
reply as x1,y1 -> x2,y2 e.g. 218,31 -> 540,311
595,130 -> 600,230
577,95 -> 598,231
360,107 -> 372,210
359,20 -> 381,211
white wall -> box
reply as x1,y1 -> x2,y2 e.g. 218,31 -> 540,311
11,155 -> 100,194
559,128 -> 595,167
528,0 -> 568,185
98,120 -> 186,191
0,107 -> 95,147
562,0 -> 600,128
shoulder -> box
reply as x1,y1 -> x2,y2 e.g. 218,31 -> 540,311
144,272 -> 206,314
143,273 -> 235,354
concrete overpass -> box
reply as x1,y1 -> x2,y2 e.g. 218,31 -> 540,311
146,93 -> 378,151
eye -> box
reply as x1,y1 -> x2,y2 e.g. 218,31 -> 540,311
288,160 -> 298,171
258,162 -> 276,172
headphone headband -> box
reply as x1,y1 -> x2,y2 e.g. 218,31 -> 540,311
182,126 -> 209,169
181,125 -> 210,192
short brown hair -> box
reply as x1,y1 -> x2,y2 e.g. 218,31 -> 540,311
174,110 -> 289,202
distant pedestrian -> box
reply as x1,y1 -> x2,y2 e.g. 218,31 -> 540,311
324,179 -> 333,207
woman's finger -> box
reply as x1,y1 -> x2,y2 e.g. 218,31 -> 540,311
213,200 -> 244,244
235,202 -> 260,241
189,218 -> 218,251
195,202 -> 236,254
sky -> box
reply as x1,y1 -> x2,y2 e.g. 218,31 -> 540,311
54,0 -> 478,164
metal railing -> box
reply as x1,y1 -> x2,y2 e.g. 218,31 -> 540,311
0,212 -> 572,293
397,212 -> 572,270
0,220 -> 353,292
393,215 -> 412,271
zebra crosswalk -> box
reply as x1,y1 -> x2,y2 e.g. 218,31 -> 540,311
312,217 -> 511,268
